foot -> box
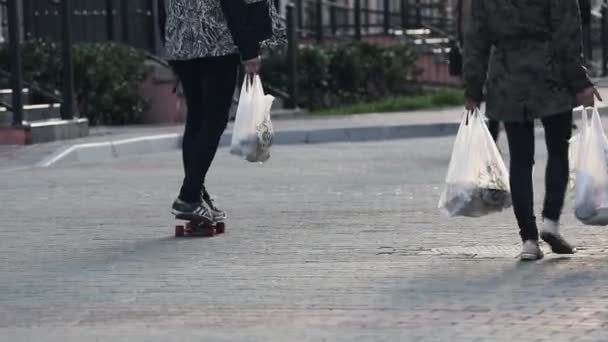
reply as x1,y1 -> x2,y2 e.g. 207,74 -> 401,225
540,219 -> 576,254
202,191 -> 227,223
171,198 -> 213,223
520,240 -> 544,261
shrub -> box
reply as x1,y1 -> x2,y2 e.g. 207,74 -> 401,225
264,42 -> 421,110
0,40 -> 150,125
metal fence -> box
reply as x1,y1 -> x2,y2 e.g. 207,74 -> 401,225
22,0 -> 159,54
1,0 -> 456,124
0,1 -> 6,44
294,0 -> 451,42
1,0 -> 75,127
16,0 -> 452,52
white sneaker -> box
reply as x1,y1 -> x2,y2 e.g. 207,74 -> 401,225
540,219 -> 576,254
520,240 -> 544,261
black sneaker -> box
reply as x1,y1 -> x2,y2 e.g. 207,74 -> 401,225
540,232 -> 576,254
202,192 -> 227,223
171,198 -> 213,223
540,219 -> 576,254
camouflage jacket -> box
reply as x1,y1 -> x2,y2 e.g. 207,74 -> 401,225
463,0 -> 592,121
161,0 -> 285,61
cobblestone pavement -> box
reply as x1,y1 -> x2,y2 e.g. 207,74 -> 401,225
1,136 -> 607,341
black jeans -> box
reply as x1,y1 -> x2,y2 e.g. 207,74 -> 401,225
503,111 -> 573,241
170,55 -> 240,203
488,119 -> 500,142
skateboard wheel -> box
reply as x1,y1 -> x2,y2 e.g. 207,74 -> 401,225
197,226 -> 215,237
175,225 -> 185,237
215,222 -> 225,234
201,225 -> 215,237
186,223 -> 214,237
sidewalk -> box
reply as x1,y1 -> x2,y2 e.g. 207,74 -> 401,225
2,137 -> 607,341
3,87 -> 608,168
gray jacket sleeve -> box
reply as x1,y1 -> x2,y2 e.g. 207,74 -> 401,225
463,0 -> 491,102
550,0 -> 592,92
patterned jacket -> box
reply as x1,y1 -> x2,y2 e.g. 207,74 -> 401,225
464,0 -> 592,121
160,0 -> 285,61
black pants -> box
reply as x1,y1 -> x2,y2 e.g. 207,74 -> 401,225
503,111 -> 573,241
170,55 -> 240,203
488,119 -> 500,142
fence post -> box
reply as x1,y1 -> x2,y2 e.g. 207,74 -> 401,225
415,0 -> 421,27
151,0 -> 161,54
7,0 -> 24,126
60,0 -> 75,120
296,0 -> 303,36
400,0 -> 408,29
383,0 -> 390,35
354,0 -> 361,40
330,1 -> 337,35
603,1 -> 608,76
315,0 -> 323,43
105,0 -> 114,40
121,0 -> 129,43
286,3 -> 298,109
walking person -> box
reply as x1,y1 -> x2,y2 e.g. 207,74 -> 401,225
464,0 -> 601,260
453,0 -> 501,142
159,0 -> 284,223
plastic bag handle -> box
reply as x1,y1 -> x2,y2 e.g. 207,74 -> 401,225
581,106 -> 593,128
243,73 -> 261,92
464,108 -> 481,126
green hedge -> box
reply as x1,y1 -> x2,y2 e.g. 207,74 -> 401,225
264,42 -> 421,110
0,40 -> 150,125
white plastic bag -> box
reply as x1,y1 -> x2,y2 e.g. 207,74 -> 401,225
438,110 -> 512,217
573,107 -> 608,225
230,75 -> 275,163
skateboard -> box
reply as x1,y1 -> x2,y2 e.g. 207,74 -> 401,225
175,220 -> 226,238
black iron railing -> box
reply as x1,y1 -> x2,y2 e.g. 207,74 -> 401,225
293,0 -> 451,43
5,0 -> 24,126
1,0 -> 76,127
22,0 -> 159,54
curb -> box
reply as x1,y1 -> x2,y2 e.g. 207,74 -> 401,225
36,105 -> 608,167
39,122 -> 460,167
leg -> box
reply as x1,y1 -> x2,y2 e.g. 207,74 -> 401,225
503,120 -> 537,242
175,55 -> 239,203
171,59 -> 206,203
487,119 -> 500,142
194,55 -> 240,192
541,111 -> 572,221
540,111 -> 575,254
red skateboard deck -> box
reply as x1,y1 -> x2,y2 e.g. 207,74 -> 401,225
175,221 -> 225,237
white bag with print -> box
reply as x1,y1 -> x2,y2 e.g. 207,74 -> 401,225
573,107 -> 608,225
230,75 -> 275,163
439,110 -> 512,217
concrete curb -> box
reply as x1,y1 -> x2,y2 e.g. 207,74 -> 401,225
36,105 -> 608,167
39,122 -> 460,167
37,133 -> 182,167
